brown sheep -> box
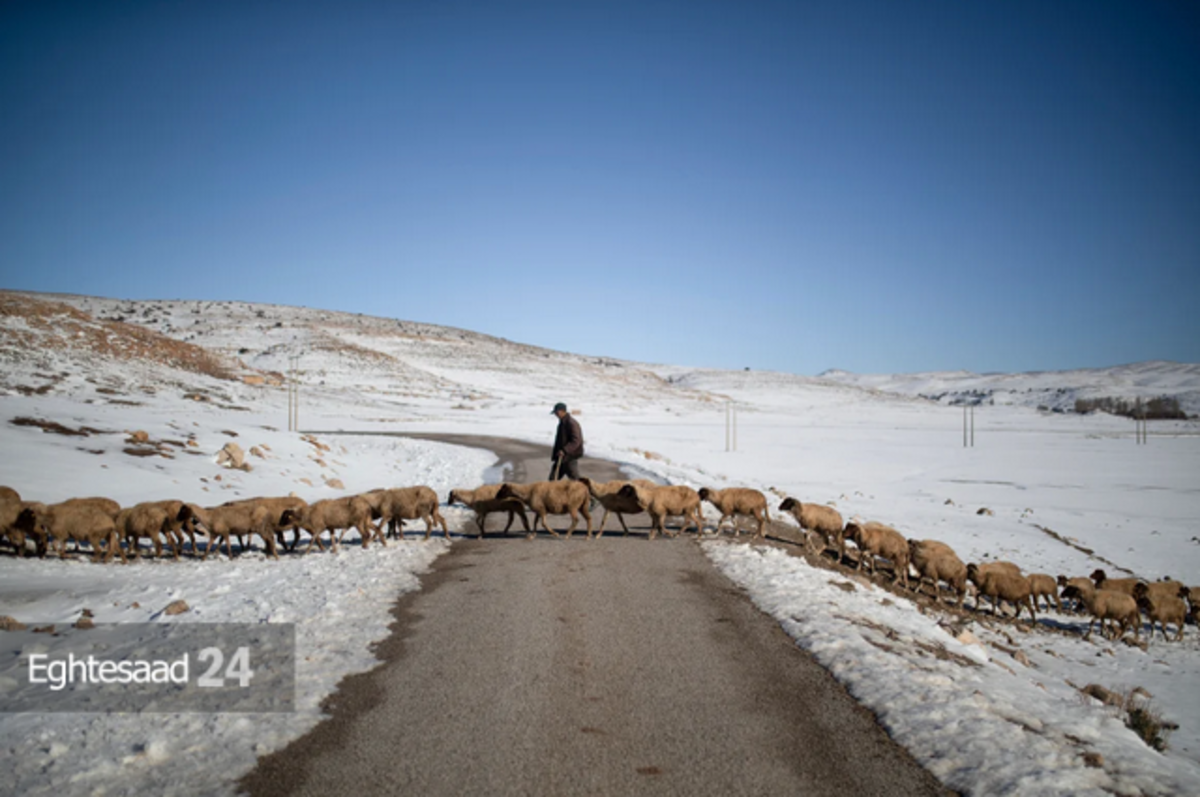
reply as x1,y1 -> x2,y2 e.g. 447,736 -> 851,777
497,481 -> 593,540
578,477 -> 655,536
907,539 -> 968,607
178,503 -> 280,560
280,496 -> 375,553
0,486 -> 33,557
15,502 -> 126,563
698,487 -> 769,538
845,522 -> 909,587
1090,569 -> 1144,597
779,498 -> 845,559
1142,578 -> 1187,604
221,495 -> 307,552
617,483 -> 703,541
59,496 -> 121,518
1027,573 -> 1061,613
448,485 -> 530,538
371,486 -> 447,541
116,501 -> 182,560
1057,575 -> 1095,614
966,563 -> 1035,621
1062,585 -> 1140,642
1133,583 -> 1188,642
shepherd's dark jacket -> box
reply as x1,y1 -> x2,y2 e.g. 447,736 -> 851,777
553,413 -> 584,461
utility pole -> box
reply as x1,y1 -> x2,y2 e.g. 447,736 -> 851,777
725,402 -> 738,452
287,354 -> 301,432
963,404 -> 975,448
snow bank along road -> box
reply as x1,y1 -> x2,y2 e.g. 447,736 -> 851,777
242,435 -> 948,796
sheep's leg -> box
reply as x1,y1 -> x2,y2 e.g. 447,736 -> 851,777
260,530 -> 279,560
540,511 -> 560,539
164,529 -> 181,561
581,503 -> 593,540
303,529 -> 324,555
596,509 -> 610,536
435,508 -> 450,539
477,512 -> 489,539
515,509 -> 530,535
755,511 -> 767,540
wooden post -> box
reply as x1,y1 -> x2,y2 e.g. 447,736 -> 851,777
963,406 -> 967,448
733,405 -> 738,452
970,405 -> 975,448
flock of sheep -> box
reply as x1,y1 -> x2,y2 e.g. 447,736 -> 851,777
1,478 -> 1195,644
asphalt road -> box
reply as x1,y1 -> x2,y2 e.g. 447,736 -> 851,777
242,435 -> 949,796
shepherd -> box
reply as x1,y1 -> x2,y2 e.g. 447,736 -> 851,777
550,402 -> 584,480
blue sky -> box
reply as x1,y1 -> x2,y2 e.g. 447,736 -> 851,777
2,1 -> 1197,375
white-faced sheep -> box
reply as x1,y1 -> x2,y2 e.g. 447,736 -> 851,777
845,522 -> 909,587
280,496 -> 375,553
617,483 -> 703,541
116,501 -> 182,560
448,485 -> 530,538
1061,584 -> 1140,642
698,487 -> 769,538
16,502 -> 126,563
178,503 -> 280,560
779,498 -> 845,559
578,478 -> 656,536
1133,582 -> 1188,642
966,563 -> 1035,622
907,539 -> 968,607
373,486 -> 447,541
497,482 -> 593,540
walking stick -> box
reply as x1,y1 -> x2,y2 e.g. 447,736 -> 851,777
552,452 -> 563,480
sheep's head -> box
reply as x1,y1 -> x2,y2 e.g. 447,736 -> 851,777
279,507 -> 301,526
778,497 -> 797,512
843,522 -> 863,543
1061,585 -> 1081,601
577,477 -> 592,488
1136,595 -> 1153,612
496,484 -> 516,501
447,490 -> 464,506
14,506 -> 42,533
1132,582 -> 1149,600
1179,584 -> 1192,600
1056,575 -> 1069,588
1090,569 -> 1107,585
698,488 -> 713,501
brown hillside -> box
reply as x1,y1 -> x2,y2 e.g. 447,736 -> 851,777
0,291 -> 236,380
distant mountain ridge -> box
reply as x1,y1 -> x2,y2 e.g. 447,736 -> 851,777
3,289 -> 1196,419
818,361 -> 1200,416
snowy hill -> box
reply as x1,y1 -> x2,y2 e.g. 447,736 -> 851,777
818,362 -> 1200,416
3,289 -> 1200,796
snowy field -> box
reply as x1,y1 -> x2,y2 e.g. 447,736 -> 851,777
2,292 -> 1199,795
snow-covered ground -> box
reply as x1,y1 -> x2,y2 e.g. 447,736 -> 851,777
2,291 -> 1199,795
